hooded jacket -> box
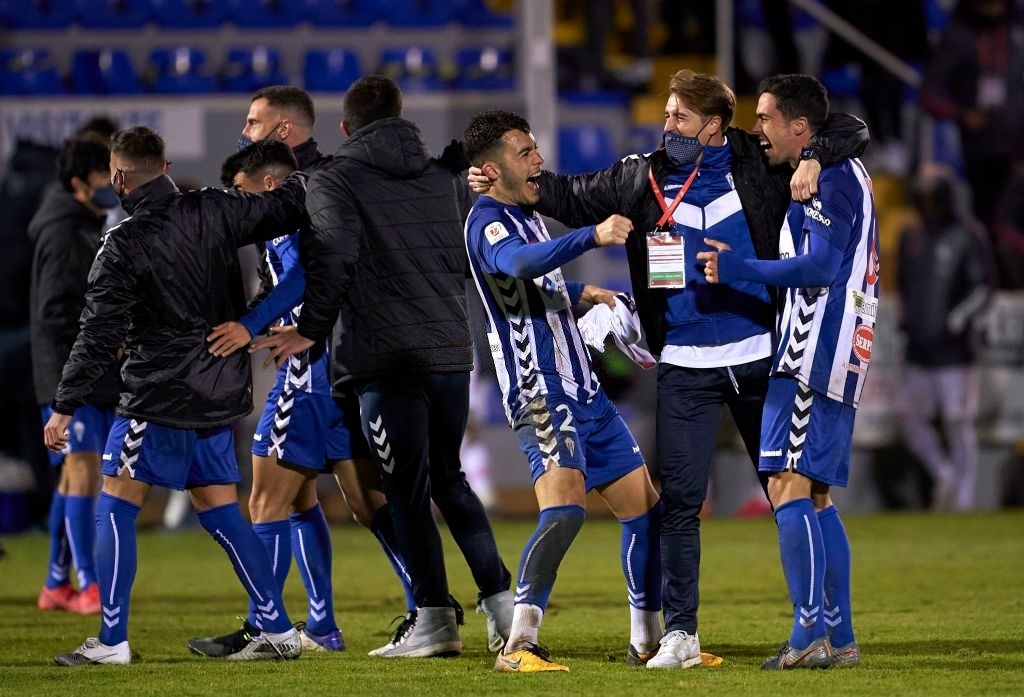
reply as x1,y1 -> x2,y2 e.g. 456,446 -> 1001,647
298,117 -> 474,388
52,172 -> 308,428
28,186 -> 120,407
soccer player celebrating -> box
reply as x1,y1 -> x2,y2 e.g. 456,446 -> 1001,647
699,74 -> 877,669
463,110 -> 664,673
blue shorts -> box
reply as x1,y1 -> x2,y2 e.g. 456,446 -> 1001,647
514,389 -> 645,490
758,376 -> 854,487
42,404 -> 116,466
101,418 -> 240,491
252,388 -> 365,470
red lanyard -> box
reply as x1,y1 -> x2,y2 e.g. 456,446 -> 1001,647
648,162 -> 700,229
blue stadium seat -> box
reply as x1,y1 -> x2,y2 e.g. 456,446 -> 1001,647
558,124 -> 616,175
0,0 -> 76,29
150,47 -> 218,93
223,46 -> 289,93
75,0 -> 152,28
71,49 -> 143,95
304,49 -> 362,92
149,0 -> 231,28
0,49 -> 64,95
385,0 -> 453,27
303,0 -> 381,26
377,46 -> 443,91
227,0 -> 303,28
453,47 -> 513,90
453,0 -> 514,27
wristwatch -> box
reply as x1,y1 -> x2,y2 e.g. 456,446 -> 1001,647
799,147 -> 816,161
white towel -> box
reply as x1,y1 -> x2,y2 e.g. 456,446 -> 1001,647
577,293 -> 656,369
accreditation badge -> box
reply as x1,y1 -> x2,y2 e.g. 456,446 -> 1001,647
647,230 -> 685,288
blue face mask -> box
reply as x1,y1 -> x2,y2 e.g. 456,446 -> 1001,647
236,121 -> 283,152
663,118 -> 712,167
90,183 -> 120,210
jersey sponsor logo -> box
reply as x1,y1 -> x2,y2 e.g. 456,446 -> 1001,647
842,361 -> 868,376
849,289 -> 878,321
866,238 -> 880,286
484,221 -> 510,245
804,198 -> 832,227
102,453 -> 112,461
760,449 -> 783,457
852,324 -> 873,363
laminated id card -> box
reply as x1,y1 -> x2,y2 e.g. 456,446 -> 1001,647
647,231 -> 685,288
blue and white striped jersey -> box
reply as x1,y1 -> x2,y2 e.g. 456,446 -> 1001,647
241,232 -> 333,396
774,158 -> 879,407
466,196 -> 601,425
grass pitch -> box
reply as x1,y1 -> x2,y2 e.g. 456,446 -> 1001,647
1,511 -> 1022,696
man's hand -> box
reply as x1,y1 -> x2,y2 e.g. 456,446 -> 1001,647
250,325 -> 315,368
790,157 -> 822,201
467,166 -> 494,194
206,321 -> 253,357
581,284 -> 618,308
43,411 -> 72,453
696,238 -> 732,284
593,214 -> 632,247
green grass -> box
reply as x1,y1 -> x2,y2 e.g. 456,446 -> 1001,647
2,512 -> 1022,696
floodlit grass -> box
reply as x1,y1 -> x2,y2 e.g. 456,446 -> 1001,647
1,512 -> 1022,696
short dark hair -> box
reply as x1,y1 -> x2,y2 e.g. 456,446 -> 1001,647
220,139 -> 298,187
56,138 -> 111,192
251,85 -> 316,128
463,110 -> 532,167
109,126 -> 166,176
757,74 -> 829,132
343,75 -> 402,134
75,115 -> 120,144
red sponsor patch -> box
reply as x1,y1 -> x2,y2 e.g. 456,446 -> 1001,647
852,324 -> 873,363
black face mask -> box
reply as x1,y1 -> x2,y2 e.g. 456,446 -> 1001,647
663,118 -> 713,167
90,183 -> 119,210
236,121 -> 283,152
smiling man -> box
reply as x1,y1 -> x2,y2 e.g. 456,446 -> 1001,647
463,109 -> 664,673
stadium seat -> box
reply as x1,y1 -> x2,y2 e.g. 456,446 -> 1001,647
302,0 -> 381,26
304,49 -> 362,92
453,47 -> 514,90
558,124 -> 617,175
149,0 -> 231,28
377,46 -> 444,91
0,0 -> 76,29
223,46 -> 289,93
75,0 -> 152,28
0,48 -> 64,95
227,0 -> 303,28
385,0 -> 453,27
150,47 -> 218,93
453,0 -> 514,27
71,49 -> 143,95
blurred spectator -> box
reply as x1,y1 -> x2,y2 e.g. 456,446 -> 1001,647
0,138 -> 59,528
565,0 -> 652,92
896,165 -> 995,511
661,1 -> 715,56
919,0 -> 1024,233
75,116 -> 120,144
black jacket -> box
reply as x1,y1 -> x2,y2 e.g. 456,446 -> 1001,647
52,172 -> 308,428
298,117 -> 474,388
537,114 -> 869,355
28,187 -> 120,407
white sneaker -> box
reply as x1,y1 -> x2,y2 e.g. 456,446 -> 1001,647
477,590 -> 513,652
225,628 -> 302,660
646,630 -> 702,669
55,637 -> 131,666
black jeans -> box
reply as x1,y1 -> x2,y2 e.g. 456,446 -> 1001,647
656,358 -> 770,634
356,372 -> 510,608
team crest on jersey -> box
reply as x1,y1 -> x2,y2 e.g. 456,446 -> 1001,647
804,197 -> 832,227
484,221 -> 510,245
852,324 -> 873,363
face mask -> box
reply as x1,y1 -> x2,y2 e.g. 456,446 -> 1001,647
236,121 -> 283,152
664,118 -> 712,167
90,183 -> 120,210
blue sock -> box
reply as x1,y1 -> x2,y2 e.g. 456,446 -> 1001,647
514,505 -> 585,610
370,505 -> 415,612
44,492 -> 70,588
198,503 -> 292,634
620,501 -> 663,611
818,505 -> 855,646
65,495 -> 97,589
249,519 -> 291,629
290,504 -> 337,635
95,493 -> 140,646
775,498 -> 826,649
